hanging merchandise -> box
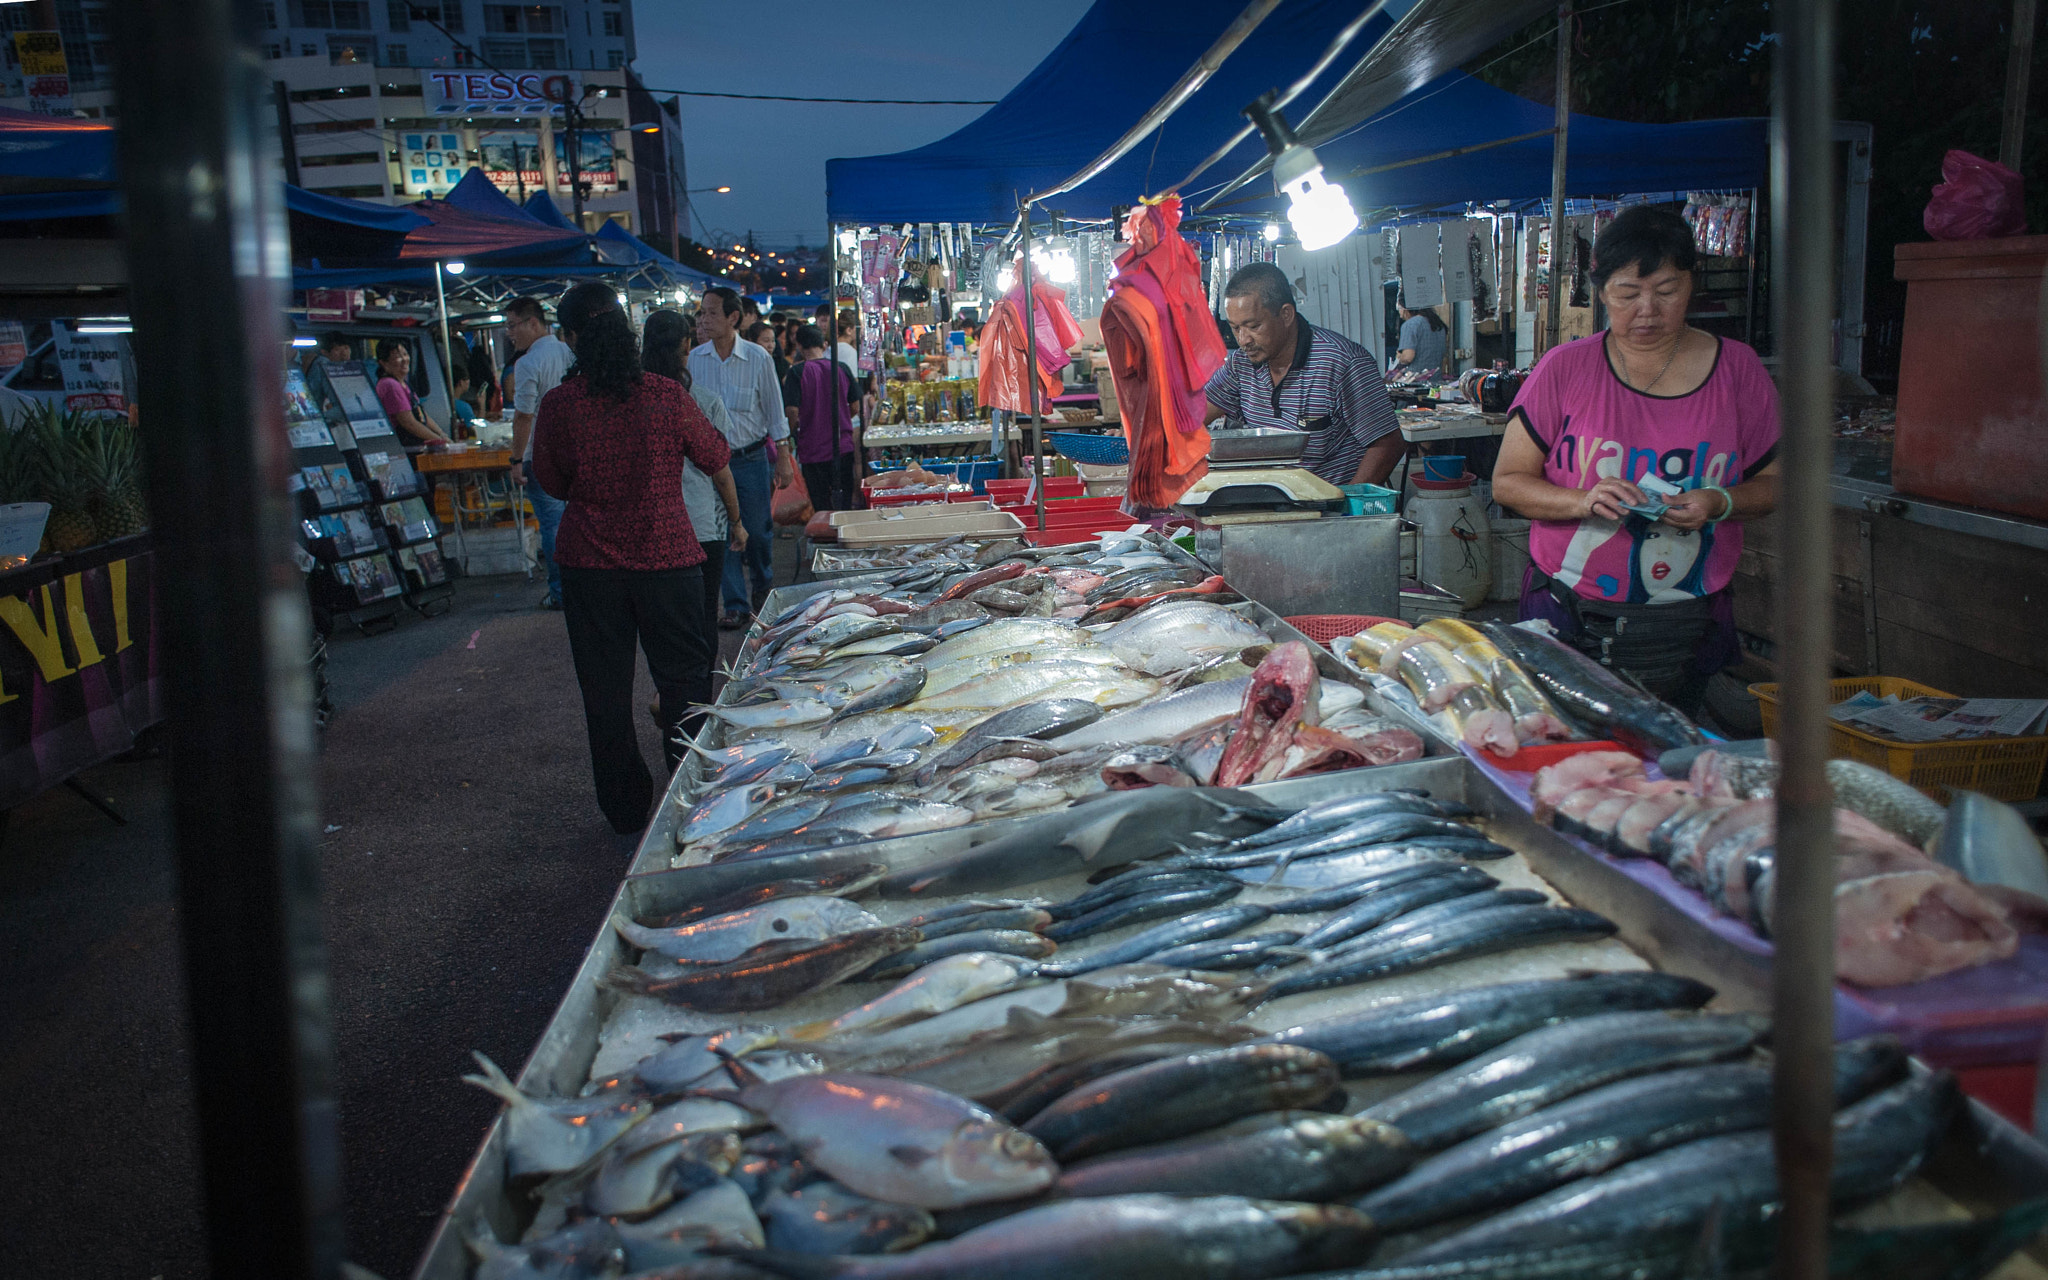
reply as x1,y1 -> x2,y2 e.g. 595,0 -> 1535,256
1101,196 -> 1228,509
1397,223 -> 1444,308
1522,218 -> 1547,312
1681,191 -> 1752,259
977,258 -> 1083,415
1442,221 -> 1475,303
1567,215 -> 1593,309
1468,218 -> 1500,323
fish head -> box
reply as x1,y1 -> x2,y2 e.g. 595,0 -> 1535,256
1262,1201 -> 1380,1267
941,1118 -> 1059,1199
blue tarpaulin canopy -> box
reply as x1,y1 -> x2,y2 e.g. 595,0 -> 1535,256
828,0 -> 1766,225
523,190 -> 579,231
0,107 -> 115,186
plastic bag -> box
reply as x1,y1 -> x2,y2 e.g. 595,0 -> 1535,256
1924,149 -> 2026,240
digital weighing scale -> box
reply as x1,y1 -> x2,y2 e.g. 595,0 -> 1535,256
1173,429 -> 1348,523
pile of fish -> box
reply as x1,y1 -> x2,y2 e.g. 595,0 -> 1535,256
1338,619 -> 1703,760
459,784 -> 1980,1279
1530,748 -> 2048,986
674,533 -> 1424,866
813,535 -> 1004,575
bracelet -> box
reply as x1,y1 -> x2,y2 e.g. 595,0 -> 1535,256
1701,484 -> 1733,523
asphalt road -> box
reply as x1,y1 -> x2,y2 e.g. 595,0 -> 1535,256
0,546 -> 780,1280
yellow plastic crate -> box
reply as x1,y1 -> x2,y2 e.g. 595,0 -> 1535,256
1749,676 -> 2048,803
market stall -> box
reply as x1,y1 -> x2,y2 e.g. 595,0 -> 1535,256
415,529 -> 2048,1280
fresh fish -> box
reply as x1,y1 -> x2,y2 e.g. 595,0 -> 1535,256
786,953 -> 1043,1041
465,1219 -> 625,1280
759,1180 -> 936,1256
684,782 -> 787,846
1231,811 -> 1490,872
858,930 -> 1057,981
733,1194 -> 1375,1279
913,699 -> 1105,784
972,538 -> 1027,566
685,740 -> 798,787
912,662 -> 1159,713
631,1027 -> 781,1093
1049,676 -> 1252,752
1101,603 -> 1271,674
702,699 -> 839,731
615,898 -> 883,963
1214,642 -> 1320,786
1265,862 -> 1458,915
1320,888 -> 1553,955
796,614 -> 903,652
737,1072 -> 1057,1208
583,1127 -> 742,1219
1292,865 -> 1499,951
460,1052 -> 649,1178
1480,622 -> 1703,756
1388,639 -> 1482,711
1037,903 -> 1273,978
1358,1036 -> 1909,1232
807,737 -> 881,771
1226,842 -> 1511,889
1939,789 -> 2048,897
901,599 -> 989,629
912,907 -> 1052,941
1021,1044 -> 1339,1161
1401,1071 -> 1955,1263
875,721 -> 939,753
1141,930 -> 1304,970
1045,869 -> 1242,922
831,665 -> 928,722
1221,791 -> 1473,852
1057,1111 -> 1410,1202
1265,905 -> 1619,1000
614,1178 -> 766,1267
813,632 -> 938,662
1431,684 -> 1520,758
1101,744 -> 1201,788
935,561 -> 1029,602
697,798 -> 834,853
902,898 -> 1051,927
1041,880 -> 1245,943
879,787 -> 1283,898
804,767 -> 894,794
1256,971 -> 1717,1076
1361,1010 -> 1769,1151
603,926 -> 925,1013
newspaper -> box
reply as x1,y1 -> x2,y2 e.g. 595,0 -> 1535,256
1830,691 -> 2048,742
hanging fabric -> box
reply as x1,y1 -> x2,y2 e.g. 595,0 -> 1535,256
977,265 -> 1082,414
1101,196 -> 1228,509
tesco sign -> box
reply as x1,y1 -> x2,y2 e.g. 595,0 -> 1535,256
423,71 -> 576,115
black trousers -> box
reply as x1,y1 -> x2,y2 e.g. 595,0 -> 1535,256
559,563 -> 711,834
802,454 -> 857,513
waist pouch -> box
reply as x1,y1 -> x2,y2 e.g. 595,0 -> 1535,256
1529,567 -> 1720,700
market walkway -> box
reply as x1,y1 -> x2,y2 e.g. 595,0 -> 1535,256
0,541 -> 788,1280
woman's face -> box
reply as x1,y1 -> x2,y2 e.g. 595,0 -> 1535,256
381,346 -> 411,379
1601,260 -> 1693,348
1638,523 -> 1702,591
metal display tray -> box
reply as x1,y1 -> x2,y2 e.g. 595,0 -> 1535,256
411,752 -> 2048,1279
1208,427 -> 1310,463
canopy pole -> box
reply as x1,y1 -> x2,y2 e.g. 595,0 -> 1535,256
110,2 -> 341,1277
2001,0 -> 2038,172
1019,203 -> 1045,534
435,261 -> 457,426
1545,2 -> 1571,354
1771,0 -> 1839,1273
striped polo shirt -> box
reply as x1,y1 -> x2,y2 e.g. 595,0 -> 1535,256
1203,320 -> 1401,485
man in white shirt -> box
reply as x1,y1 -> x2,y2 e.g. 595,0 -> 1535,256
689,286 -> 791,626
505,295 -> 575,608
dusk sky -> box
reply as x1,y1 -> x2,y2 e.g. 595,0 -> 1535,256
634,0 -> 1095,247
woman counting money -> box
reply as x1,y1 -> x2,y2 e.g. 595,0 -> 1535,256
1491,206 -> 1781,717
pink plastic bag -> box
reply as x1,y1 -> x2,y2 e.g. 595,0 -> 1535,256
1924,149 -> 2026,240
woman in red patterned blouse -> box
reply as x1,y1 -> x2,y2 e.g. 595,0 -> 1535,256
531,282 -> 735,833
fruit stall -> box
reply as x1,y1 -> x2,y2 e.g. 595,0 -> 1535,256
412,530 -> 2048,1280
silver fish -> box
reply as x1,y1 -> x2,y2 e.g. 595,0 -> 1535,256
875,721 -> 939,752
786,952 -> 1044,1041
832,665 -> 929,722
630,1026 -> 779,1093
701,699 -> 837,730
759,1180 -> 936,1256
613,1179 -> 764,1268
461,1053 -> 648,1178
737,1072 -> 1058,1208
1939,789 -> 2048,898
683,781 -> 783,845
809,736 -> 880,770
614,897 -> 882,963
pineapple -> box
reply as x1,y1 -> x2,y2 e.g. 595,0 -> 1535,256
86,418 -> 148,538
25,403 -> 102,552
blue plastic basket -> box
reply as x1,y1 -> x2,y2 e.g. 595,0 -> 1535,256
1046,431 -> 1130,465
920,455 -> 1003,494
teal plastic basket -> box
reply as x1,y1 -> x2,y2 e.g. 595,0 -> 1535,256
1046,431 -> 1130,465
1341,483 -> 1398,516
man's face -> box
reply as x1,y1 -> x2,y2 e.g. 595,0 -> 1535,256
1224,294 -> 1295,366
700,302 -> 739,342
508,312 -> 548,352
322,341 -> 353,362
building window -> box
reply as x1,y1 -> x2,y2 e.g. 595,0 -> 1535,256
526,37 -> 561,68
294,117 -> 376,134
291,84 -> 371,101
265,43 -> 285,58
386,0 -> 410,30
378,80 -> 423,96
385,42 -> 407,64
300,151 -> 382,167
607,48 -> 624,68
479,36 -> 525,66
602,11 -> 621,36
328,34 -> 376,63
262,2 -> 278,28
482,5 -> 519,32
441,2 -> 464,32
301,43 -> 319,55
521,6 -> 557,32
310,184 -> 386,198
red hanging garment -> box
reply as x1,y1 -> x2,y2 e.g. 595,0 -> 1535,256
977,271 -> 1082,414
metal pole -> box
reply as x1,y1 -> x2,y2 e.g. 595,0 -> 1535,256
108,3 -> 339,1279
2000,0 -> 2038,172
273,80 -> 300,188
1771,0 -> 1838,1274
435,261 -> 456,425
1545,2 -> 1571,355
567,96 -> 584,229
1019,205 -> 1045,533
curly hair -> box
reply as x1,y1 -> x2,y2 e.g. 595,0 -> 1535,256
557,282 -> 641,402
641,308 -> 692,388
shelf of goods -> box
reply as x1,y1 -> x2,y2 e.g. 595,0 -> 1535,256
413,535 -> 2048,1280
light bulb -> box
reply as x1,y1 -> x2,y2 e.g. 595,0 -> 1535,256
1263,222 -> 1282,243
1283,167 -> 1358,252
444,260 -> 466,274
995,265 -> 1016,294
616,291 -> 629,307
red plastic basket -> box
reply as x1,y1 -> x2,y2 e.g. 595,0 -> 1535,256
1284,614 -> 1406,644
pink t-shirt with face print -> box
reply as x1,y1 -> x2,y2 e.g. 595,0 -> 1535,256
1507,332 -> 1780,604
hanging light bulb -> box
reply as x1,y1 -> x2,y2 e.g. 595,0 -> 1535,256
1263,222 -> 1282,243
1243,96 -> 1359,253
995,264 -> 1016,294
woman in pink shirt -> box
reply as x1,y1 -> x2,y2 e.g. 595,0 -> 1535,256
373,338 -> 450,445
1492,206 -> 1781,716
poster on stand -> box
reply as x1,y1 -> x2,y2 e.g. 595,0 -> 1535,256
555,131 -> 618,193
400,130 -> 467,197
51,325 -> 129,415
479,132 -> 545,193
1396,224 -> 1444,309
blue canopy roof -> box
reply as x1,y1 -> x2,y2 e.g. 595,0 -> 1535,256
827,0 -> 1386,225
524,190 -> 579,230
442,166 -> 546,224
0,107 -> 115,184
828,0 -> 1766,225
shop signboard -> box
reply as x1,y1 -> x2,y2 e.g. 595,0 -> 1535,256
13,31 -> 70,115
554,130 -> 617,193
0,549 -> 161,808
400,130 -> 467,197
423,70 -> 577,116
51,324 -> 127,414
0,321 -> 26,375
479,131 -> 545,193
302,290 -> 360,323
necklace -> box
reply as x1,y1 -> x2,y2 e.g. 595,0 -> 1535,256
1616,333 -> 1682,392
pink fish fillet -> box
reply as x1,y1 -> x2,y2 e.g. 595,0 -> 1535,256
1614,793 -> 1699,855
1273,724 -> 1423,779
1529,751 -> 1646,816
1833,870 -> 2019,987
1214,641 -> 1321,788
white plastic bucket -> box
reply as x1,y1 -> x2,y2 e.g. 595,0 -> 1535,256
1489,517 -> 1532,602
1409,482 -> 1493,607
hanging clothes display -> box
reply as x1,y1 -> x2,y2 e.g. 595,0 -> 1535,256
1100,196 -> 1227,509
976,265 -> 1082,414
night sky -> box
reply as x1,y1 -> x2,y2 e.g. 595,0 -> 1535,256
633,0 -> 1095,247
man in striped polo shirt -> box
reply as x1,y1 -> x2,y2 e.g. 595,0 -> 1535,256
1204,261 -> 1406,488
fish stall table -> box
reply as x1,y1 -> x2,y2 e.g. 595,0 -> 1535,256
411,542 -> 2048,1280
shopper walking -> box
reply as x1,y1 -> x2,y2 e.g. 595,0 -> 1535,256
782,324 -> 861,513
506,294 -> 576,609
530,284 -> 733,834
688,286 -> 790,628
643,308 -> 748,684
